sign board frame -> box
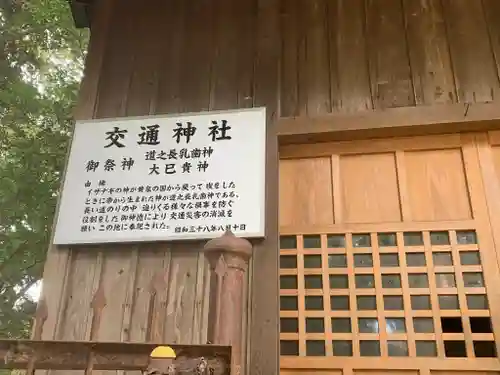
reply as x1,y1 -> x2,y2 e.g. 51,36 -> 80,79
53,107 -> 267,245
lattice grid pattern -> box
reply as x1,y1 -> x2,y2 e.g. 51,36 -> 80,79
279,230 -> 497,358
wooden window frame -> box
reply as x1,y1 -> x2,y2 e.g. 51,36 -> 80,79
254,103 -> 500,375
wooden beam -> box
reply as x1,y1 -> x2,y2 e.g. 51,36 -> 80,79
280,356 -> 500,371
0,340 -> 230,371
277,102 -> 500,144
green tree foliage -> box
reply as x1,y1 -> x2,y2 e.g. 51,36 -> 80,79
0,0 -> 88,338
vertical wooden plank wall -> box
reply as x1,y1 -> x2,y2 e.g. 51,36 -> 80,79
366,0 -> 414,108
40,1 -> 279,375
277,0 -> 500,117
40,0 -> 500,374
441,0 -> 499,103
403,0 -> 456,105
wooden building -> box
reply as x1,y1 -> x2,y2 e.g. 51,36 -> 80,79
40,0 -> 500,374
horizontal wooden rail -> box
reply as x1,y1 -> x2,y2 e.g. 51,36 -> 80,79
276,102 -> 500,144
0,339 -> 230,373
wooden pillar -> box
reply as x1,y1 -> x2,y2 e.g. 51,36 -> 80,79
204,230 -> 253,375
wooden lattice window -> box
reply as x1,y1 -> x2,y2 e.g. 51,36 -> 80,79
279,230 -> 497,358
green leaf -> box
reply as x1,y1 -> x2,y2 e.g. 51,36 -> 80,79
0,0 -> 88,338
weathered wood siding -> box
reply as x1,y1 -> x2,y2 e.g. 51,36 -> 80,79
40,0 -> 500,374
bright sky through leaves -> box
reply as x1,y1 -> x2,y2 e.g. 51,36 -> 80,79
0,0 -> 88,338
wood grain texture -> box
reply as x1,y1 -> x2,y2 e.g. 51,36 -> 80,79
43,0 -> 264,372
192,250 -> 211,345
296,0 -> 308,117
477,131 -> 500,270
278,133 -> 500,372
117,5 -> 167,362
164,249 -> 202,344
125,0 -> 167,116
442,0 -> 500,103
250,0 -> 280,374
340,152 -> 402,223
95,249 -> 134,343
279,158 -> 334,227
237,0 -> 256,109
365,0 -> 415,108
70,0 -> 500,116
93,0 -> 136,118
87,9 -> 138,375
403,0 -> 456,105
482,0 -> 500,94
325,0 -> 340,112
280,0 -> 300,117
39,0 -> 115,346
40,4 -> 117,375
460,133 -> 500,359
277,102 -> 500,145
127,249 -> 165,343
302,0 -> 330,116
41,1 -> 500,375
211,0 -> 239,110
155,0 -> 186,114
115,9 -> 172,375
57,250 -> 102,341
405,148 -> 472,221
45,0 -> 213,360
180,0 -> 214,112
330,0 -> 373,112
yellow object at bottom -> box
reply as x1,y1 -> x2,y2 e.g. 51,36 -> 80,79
149,346 -> 176,359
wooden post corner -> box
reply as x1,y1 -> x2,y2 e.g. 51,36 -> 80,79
204,230 -> 253,375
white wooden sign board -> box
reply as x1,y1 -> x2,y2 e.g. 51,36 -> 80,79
53,107 -> 266,245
